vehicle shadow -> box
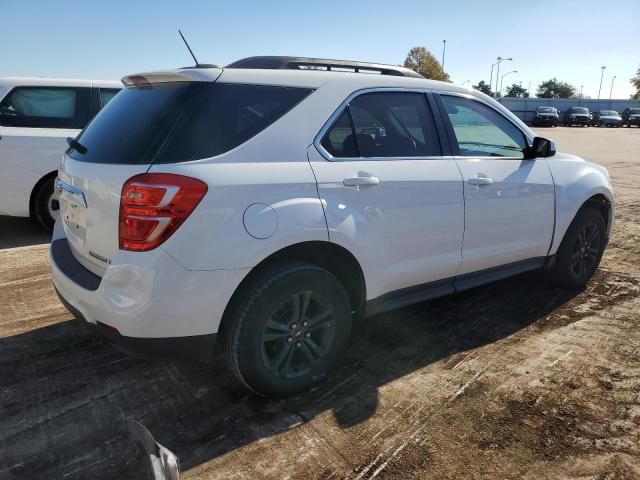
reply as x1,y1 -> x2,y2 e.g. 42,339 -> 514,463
0,271 -> 582,479
0,216 -> 50,249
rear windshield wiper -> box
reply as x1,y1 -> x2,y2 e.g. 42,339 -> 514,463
66,137 -> 88,155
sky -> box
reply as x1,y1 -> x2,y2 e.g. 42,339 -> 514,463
3,0 -> 639,99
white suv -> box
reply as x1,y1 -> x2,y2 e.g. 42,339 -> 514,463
50,57 -> 614,396
0,77 -> 121,228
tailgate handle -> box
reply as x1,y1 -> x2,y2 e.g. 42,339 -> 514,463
55,178 -> 88,208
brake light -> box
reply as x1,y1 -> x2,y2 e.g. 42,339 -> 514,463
119,173 -> 207,252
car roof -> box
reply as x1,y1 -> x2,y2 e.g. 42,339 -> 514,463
0,77 -> 122,89
124,65 -> 473,94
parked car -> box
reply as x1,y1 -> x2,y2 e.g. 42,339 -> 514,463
50,56 -> 614,396
532,106 -> 559,127
0,77 -> 121,228
592,110 -> 623,127
564,106 -> 591,127
621,107 -> 640,127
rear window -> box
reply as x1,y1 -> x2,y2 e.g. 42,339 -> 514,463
68,82 -> 313,164
0,86 -> 90,128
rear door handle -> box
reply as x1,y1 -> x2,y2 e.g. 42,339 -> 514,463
468,175 -> 493,186
343,175 -> 380,187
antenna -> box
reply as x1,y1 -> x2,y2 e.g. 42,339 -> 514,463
178,30 -> 200,67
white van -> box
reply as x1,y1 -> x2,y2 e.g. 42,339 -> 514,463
0,77 -> 121,228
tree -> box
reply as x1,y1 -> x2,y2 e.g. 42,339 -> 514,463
536,78 -> 576,98
473,80 -> 492,95
631,65 -> 640,99
403,47 -> 450,82
505,83 -> 529,98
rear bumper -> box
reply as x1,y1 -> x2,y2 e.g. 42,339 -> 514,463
55,286 -> 217,361
49,221 -> 249,341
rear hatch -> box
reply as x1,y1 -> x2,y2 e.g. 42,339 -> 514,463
58,69 -> 222,275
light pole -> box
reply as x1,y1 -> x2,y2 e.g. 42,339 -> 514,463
580,85 -> 584,97
489,57 -> 512,96
609,75 -> 616,100
494,57 -> 513,97
500,70 -> 517,97
597,66 -> 606,100
442,40 -> 447,71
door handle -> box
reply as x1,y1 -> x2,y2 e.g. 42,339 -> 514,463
343,175 -> 380,187
468,175 -> 493,186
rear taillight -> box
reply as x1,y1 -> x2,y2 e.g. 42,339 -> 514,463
119,173 -> 207,252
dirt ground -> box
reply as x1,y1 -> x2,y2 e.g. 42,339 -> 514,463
1,126 -> 639,479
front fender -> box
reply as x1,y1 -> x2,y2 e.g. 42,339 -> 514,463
547,154 -> 614,255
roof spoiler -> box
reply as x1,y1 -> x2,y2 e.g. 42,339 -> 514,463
121,68 -> 222,87
226,56 -> 424,78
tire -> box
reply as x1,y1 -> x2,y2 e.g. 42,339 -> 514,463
33,177 -> 59,230
547,207 -> 606,289
221,261 -> 352,396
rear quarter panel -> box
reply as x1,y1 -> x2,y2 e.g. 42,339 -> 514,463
153,159 -> 328,271
0,126 -> 78,216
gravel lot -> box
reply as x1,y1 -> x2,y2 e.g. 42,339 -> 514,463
1,126 -> 639,479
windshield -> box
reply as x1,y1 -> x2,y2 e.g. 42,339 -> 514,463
68,82 -> 312,164
570,108 -> 589,114
600,110 -> 618,116
630,109 -> 640,114
538,107 -> 556,113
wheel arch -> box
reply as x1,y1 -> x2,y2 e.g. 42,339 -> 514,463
29,170 -> 58,218
551,190 -> 614,256
218,241 -> 366,336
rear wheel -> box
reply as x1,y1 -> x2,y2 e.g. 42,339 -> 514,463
547,207 -> 606,288
33,177 -> 59,230
221,262 -> 352,396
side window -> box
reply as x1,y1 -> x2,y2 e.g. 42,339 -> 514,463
0,87 -> 90,129
349,92 -> 440,157
320,92 -> 441,159
99,89 -> 120,109
320,110 -> 358,157
440,95 -> 527,158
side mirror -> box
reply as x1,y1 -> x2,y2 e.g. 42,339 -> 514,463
128,420 -> 180,480
524,136 -> 556,159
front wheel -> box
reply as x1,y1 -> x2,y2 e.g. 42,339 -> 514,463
33,177 -> 59,230
547,207 -> 606,289
221,262 -> 352,396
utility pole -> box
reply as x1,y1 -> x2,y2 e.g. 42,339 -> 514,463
597,66 -> 606,100
442,40 -> 447,70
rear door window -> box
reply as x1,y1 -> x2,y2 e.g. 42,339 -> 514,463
0,87 -> 90,128
320,91 -> 441,158
69,82 -> 312,164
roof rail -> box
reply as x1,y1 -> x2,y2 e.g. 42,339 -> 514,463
225,56 -> 424,79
